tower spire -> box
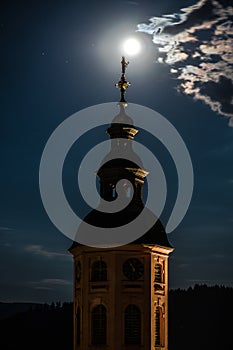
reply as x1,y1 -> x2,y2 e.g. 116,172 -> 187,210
115,56 -> 131,103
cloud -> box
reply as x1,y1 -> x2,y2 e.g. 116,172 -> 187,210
137,0 -> 233,126
25,244 -> 70,259
0,226 -> 14,231
40,278 -> 72,286
34,286 -> 52,291
125,1 -> 139,5
29,278 -> 72,290
187,278 -> 233,285
2,242 -> 11,247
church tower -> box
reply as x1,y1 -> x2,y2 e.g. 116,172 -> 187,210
69,57 -> 174,350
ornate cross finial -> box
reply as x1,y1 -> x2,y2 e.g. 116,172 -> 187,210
115,56 -> 131,103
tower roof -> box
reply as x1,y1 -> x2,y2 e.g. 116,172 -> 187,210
70,206 -> 172,249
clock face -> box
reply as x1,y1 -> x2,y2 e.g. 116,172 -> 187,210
76,261 -> 81,282
123,258 -> 144,280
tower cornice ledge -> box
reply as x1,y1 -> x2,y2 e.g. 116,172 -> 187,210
143,244 -> 174,255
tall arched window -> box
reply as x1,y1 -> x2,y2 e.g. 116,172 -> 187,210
124,304 -> 141,345
92,304 -> 107,345
77,307 -> 80,345
123,181 -> 131,198
155,306 -> 164,346
154,263 -> 162,283
91,260 -> 107,281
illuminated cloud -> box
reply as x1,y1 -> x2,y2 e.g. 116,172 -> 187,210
137,0 -> 233,126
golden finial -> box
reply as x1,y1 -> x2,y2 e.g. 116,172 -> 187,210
115,56 -> 131,103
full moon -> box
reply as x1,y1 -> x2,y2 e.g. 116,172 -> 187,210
123,38 -> 141,56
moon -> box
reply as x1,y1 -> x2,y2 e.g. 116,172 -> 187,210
123,38 -> 141,56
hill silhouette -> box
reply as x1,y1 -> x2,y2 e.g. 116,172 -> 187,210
0,285 -> 232,349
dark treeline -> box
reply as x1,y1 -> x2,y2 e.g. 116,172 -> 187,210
0,302 -> 73,350
0,285 -> 232,349
169,284 -> 233,350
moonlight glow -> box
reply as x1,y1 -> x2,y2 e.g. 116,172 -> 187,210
123,38 -> 141,56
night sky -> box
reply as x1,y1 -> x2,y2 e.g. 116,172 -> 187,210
1,0 -> 232,303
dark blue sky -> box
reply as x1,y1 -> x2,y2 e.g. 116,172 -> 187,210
0,0 -> 232,302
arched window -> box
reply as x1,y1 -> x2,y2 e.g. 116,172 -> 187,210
123,181 -> 131,198
126,187 -> 131,198
92,304 -> 107,345
155,307 -> 164,346
154,263 -> 163,283
77,307 -> 80,345
124,304 -> 141,345
112,187 -> 116,198
91,260 -> 107,281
